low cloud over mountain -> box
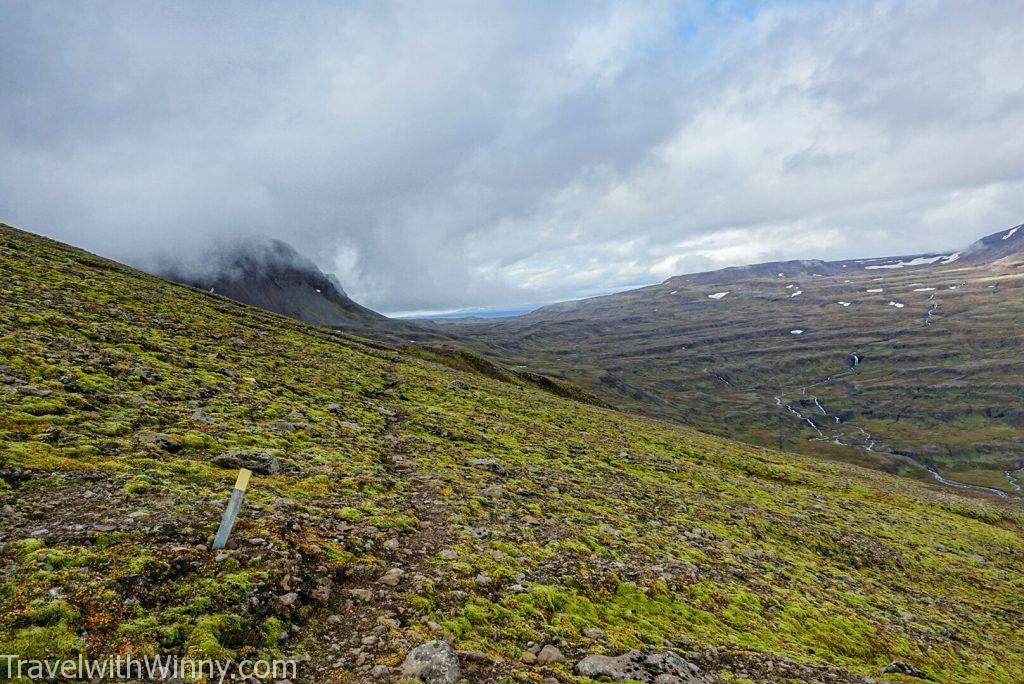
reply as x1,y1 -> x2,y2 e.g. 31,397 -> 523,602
2,1 -> 1023,313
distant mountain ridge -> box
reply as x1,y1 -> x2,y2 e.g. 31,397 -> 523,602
627,223 -> 1022,297
432,222 -> 1024,494
510,223 -> 1022,319
157,238 -> 383,327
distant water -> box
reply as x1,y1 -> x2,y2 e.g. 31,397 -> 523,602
391,304 -> 539,320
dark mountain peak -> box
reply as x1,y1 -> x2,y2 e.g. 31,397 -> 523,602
156,237 -> 382,326
960,223 -> 1024,263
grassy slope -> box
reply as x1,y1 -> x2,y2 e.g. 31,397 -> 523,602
0,224 -> 1022,683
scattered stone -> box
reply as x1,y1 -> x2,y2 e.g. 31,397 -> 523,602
480,485 -> 504,499
536,645 -> 565,666
576,652 -> 648,681
646,652 -> 703,680
191,406 -> 217,424
139,433 -> 182,452
312,583 -> 332,602
212,449 -> 281,475
348,588 -> 373,602
470,458 -> 508,476
458,650 -> 490,663
883,661 -> 928,679
15,385 -> 51,397
379,568 -> 404,586
267,420 -> 310,432
400,640 -> 460,684
574,650 -> 707,683
383,537 -> 400,551
278,592 -> 299,606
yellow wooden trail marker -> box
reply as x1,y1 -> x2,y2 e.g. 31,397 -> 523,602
212,468 -> 252,550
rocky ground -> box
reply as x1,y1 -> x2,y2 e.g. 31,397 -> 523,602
1,223 -> 1023,683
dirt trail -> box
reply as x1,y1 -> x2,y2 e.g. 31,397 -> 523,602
298,355 -> 454,682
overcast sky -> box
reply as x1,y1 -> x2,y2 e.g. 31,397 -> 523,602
2,1 -> 1023,314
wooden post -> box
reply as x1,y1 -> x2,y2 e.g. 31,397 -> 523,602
212,468 -> 252,550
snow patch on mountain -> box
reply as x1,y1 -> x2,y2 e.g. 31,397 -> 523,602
865,256 -> 946,270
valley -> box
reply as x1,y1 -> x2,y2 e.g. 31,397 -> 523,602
433,225 -> 1024,495
2,223 -> 1023,682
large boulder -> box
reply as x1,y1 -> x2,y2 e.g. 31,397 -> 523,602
211,449 -> 281,475
400,640 -> 460,684
574,650 -> 708,683
575,651 -> 650,681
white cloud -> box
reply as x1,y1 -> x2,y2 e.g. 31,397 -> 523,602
1,1 -> 1022,312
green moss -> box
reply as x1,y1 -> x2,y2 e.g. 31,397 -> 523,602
123,475 -> 156,495
0,223 -> 1021,682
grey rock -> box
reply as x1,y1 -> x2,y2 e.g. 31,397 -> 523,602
883,661 -> 928,679
379,568 -> 404,586
480,485 -> 504,499
470,458 -> 508,476
212,449 -> 281,475
575,651 -> 650,681
348,588 -> 373,602
574,650 -> 707,683
536,645 -> 565,666
140,433 -> 182,452
267,420 -> 310,432
191,406 -> 217,424
15,385 -> 51,397
400,641 -> 460,684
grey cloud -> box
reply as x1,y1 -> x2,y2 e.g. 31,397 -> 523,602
1,1 -> 1022,313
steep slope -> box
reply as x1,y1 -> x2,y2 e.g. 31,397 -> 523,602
437,225 -> 1024,493
157,237 -> 384,327
1,223 -> 1023,683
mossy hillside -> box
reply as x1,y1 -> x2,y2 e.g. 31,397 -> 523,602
395,360 -> 1023,681
0,227 -> 407,663
0,223 -> 1022,683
